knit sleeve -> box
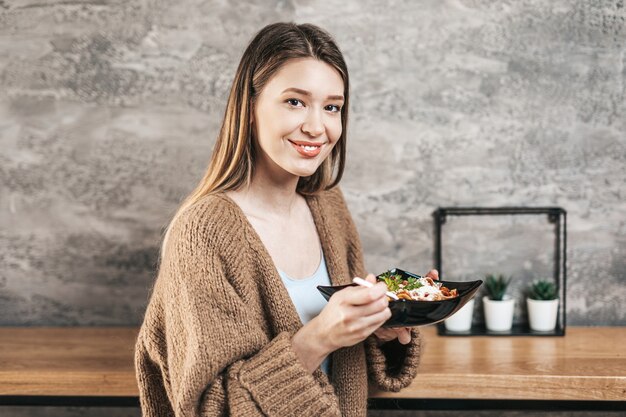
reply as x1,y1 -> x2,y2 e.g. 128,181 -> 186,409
135,205 -> 341,417
363,330 -> 422,391
332,187 -> 422,392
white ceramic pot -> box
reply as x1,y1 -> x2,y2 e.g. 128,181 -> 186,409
444,298 -> 475,332
527,298 -> 559,332
483,296 -> 515,332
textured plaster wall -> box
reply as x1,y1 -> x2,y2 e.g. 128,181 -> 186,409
0,0 -> 624,414
2,0 -> 625,323
3,0 -> 623,328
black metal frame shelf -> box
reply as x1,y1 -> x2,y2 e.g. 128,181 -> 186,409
433,206 -> 567,337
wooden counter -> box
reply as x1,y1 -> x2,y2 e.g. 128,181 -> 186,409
370,326 -> 626,401
0,327 -> 138,397
0,326 -> 624,404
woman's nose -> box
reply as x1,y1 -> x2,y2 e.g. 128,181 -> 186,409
301,110 -> 324,137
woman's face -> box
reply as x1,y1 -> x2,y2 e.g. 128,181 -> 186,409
252,57 -> 345,180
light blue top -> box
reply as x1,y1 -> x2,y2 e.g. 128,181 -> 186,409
277,250 -> 331,375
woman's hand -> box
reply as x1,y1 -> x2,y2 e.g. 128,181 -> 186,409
315,273 -> 391,351
292,268 -> 440,372
371,269 -> 439,345
361,274 -> 411,345
292,273 -> 390,372
373,326 -> 412,345
425,269 -> 439,280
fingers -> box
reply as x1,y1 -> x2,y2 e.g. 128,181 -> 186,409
342,281 -> 388,306
364,273 -> 377,284
426,269 -> 439,280
358,307 -> 392,330
374,327 -> 396,342
374,327 -> 412,344
353,295 -> 389,316
397,327 -> 412,344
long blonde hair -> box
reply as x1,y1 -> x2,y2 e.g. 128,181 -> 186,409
160,22 -> 350,257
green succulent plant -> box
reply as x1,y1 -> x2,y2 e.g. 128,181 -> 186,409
484,274 -> 512,301
528,279 -> 558,300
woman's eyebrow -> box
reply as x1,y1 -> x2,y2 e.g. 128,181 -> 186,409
281,87 -> 344,101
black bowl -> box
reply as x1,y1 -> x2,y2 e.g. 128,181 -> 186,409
317,268 -> 483,328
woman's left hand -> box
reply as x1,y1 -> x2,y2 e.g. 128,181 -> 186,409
367,268 -> 439,345
425,269 -> 439,280
373,326 -> 412,345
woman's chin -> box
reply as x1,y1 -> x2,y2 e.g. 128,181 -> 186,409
291,166 -> 320,178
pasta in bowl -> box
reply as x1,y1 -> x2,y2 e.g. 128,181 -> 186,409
377,270 -> 459,301
317,268 -> 482,327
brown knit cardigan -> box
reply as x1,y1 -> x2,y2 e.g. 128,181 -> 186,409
135,187 -> 422,417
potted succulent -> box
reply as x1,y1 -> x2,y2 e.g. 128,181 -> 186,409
527,279 -> 559,332
483,274 -> 515,332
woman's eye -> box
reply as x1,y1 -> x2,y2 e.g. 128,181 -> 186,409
325,104 -> 341,113
286,98 -> 303,107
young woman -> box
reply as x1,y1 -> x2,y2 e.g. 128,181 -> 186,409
135,22 -> 434,417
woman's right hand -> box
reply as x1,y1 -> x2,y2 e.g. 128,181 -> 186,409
291,274 -> 391,372
316,274 -> 391,351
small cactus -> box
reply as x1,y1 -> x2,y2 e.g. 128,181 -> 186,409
484,274 -> 512,301
529,279 -> 557,300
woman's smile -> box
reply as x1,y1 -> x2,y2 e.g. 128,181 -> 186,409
288,139 -> 325,158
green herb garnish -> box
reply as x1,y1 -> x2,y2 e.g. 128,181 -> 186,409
378,270 -> 423,291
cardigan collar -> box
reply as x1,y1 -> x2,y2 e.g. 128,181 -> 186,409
215,191 -> 348,335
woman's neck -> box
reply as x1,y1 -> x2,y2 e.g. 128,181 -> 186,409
228,161 -> 303,220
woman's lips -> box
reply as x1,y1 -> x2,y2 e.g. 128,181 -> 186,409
288,140 -> 324,158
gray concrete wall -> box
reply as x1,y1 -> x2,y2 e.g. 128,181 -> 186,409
1,0 -> 624,415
